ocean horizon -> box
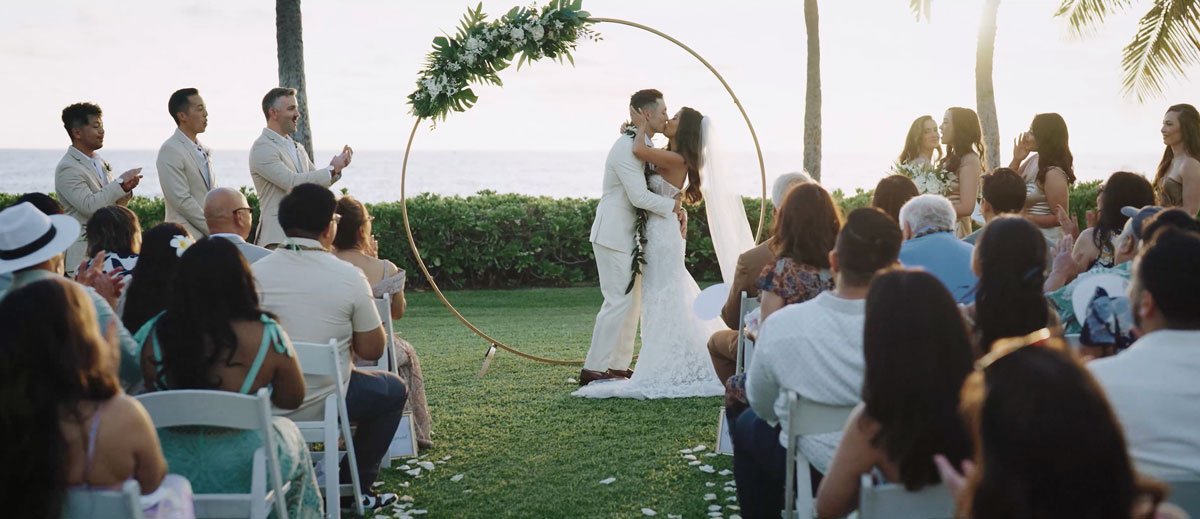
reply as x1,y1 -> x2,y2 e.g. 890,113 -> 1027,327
0,148 -> 1164,203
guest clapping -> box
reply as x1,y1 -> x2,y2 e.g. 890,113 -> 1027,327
1011,113 -> 1076,241
1068,172 -> 1155,270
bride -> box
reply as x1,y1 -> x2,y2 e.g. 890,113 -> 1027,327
574,106 -> 754,399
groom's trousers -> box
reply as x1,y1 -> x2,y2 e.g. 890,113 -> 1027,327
585,242 -> 641,372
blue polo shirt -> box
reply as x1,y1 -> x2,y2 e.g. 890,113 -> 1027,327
899,231 -> 979,303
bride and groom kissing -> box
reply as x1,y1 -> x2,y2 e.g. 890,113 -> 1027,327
575,89 -> 754,400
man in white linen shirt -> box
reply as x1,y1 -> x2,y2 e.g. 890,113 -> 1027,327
1090,227 -> 1200,479
252,183 -> 403,509
736,208 -> 902,518
204,187 -> 271,264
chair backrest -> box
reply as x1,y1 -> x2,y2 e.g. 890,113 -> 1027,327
735,291 -> 760,373
784,391 -> 856,518
292,339 -> 345,381
369,294 -> 395,372
858,475 -> 955,519
1164,478 -> 1200,517
63,480 -> 143,519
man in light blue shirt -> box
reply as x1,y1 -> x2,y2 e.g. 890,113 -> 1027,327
898,194 -> 979,303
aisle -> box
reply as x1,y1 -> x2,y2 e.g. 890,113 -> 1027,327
377,287 -> 738,518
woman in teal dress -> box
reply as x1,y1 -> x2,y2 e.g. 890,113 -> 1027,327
137,237 -> 323,518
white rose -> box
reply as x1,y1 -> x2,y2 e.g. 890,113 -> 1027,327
530,25 -> 544,41
510,28 -> 525,41
465,36 -> 484,51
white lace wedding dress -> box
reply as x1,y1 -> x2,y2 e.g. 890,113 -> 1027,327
574,175 -> 725,399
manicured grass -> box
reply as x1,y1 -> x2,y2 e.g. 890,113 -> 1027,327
377,287 -> 737,518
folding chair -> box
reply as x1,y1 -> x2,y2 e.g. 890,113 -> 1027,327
718,291 -> 761,455
858,475 -> 954,519
361,294 -> 396,374
291,340 -> 365,518
782,391 -> 855,519
63,480 -> 144,519
136,388 -> 289,519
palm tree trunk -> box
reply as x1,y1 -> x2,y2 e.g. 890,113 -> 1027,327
276,0 -> 314,162
976,0 -> 1001,172
803,0 -> 822,182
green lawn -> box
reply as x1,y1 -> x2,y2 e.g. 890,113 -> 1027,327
376,287 -> 738,518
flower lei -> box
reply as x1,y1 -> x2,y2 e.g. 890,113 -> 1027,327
408,1 -> 599,122
623,123 -> 653,294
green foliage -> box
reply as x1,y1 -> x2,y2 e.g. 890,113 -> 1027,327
831,187 -> 875,215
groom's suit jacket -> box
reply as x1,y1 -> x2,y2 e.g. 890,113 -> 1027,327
55,146 -> 133,272
590,135 -> 677,253
157,128 -> 215,239
249,128 -> 337,247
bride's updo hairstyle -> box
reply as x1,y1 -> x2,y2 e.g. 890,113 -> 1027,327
671,106 -> 705,205
939,107 -> 987,174
834,207 -> 903,288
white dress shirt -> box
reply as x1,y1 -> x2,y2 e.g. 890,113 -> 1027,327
89,155 -> 108,185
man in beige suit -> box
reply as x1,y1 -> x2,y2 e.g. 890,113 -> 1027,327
706,172 -> 812,384
156,88 -> 214,238
54,102 -> 142,274
250,87 -> 353,248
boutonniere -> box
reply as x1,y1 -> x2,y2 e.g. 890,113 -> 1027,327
102,161 -> 112,173
622,123 -> 638,139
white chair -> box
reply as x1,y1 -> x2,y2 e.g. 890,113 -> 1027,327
136,388 -> 289,519
782,391 -> 855,519
735,291 -> 760,374
1164,478 -> 1200,517
63,480 -> 144,519
361,294 -> 396,374
857,475 -> 954,519
715,407 -> 735,456
291,339 -> 365,518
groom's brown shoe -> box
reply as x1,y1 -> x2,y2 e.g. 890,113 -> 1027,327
579,369 -> 617,386
607,368 -> 634,379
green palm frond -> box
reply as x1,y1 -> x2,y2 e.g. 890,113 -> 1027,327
1122,0 -> 1200,101
1054,0 -> 1134,35
910,0 -> 932,21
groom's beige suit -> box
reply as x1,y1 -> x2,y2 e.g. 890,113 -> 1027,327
249,128 -> 338,247
585,134 -> 677,372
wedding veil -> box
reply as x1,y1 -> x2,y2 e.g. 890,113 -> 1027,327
697,117 -> 756,284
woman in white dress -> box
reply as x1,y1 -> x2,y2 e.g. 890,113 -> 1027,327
574,106 -> 753,399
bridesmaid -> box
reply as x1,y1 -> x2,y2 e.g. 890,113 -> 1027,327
1011,113 -> 1075,242
1154,104 -> 1200,216
938,108 -> 985,238
898,115 -> 942,167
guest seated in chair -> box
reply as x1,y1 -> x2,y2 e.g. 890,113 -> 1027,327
815,270 -> 975,518
733,208 -> 902,518
898,194 -> 979,303
82,205 -> 142,287
136,237 -> 323,518
334,195 -> 433,450
0,278 -> 193,519
707,172 -> 810,385
756,182 -> 841,323
252,183 -> 405,511
204,187 -> 272,264
120,223 -> 190,332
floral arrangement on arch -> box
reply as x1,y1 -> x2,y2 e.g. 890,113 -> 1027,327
892,161 -> 957,196
408,0 -> 599,122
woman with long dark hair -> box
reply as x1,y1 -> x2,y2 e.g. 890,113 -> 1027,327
632,106 -> 706,204
136,238 -> 324,517
871,175 -> 920,224
0,278 -> 193,518
1011,113 -> 1076,241
121,223 -> 190,333
966,216 -> 1059,351
898,115 -> 942,166
758,183 -> 841,322
1155,103 -> 1200,216
815,270 -> 975,518
938,107 -> 985,237
1072,172 -> 1155,269
937,337 -> 1171,519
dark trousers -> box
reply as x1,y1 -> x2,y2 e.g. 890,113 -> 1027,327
732,408 -> 788,518
342,369 -> 407,492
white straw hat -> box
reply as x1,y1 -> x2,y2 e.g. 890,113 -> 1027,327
0,202 -> 81,274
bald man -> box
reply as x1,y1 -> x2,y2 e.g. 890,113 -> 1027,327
204,187 -> 272,263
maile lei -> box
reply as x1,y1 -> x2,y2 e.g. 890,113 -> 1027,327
623,123 -> 652,294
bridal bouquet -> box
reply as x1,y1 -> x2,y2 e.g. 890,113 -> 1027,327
892,161 -> 955,196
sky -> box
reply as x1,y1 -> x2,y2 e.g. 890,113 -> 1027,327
1,0 -> 1197,161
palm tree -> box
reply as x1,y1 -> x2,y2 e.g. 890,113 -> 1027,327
1055,0 -> 1200,102
276,0 -> 314,161
804,0 -> 822,182
910,0 -> 1003,172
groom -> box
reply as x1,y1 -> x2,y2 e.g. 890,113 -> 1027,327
581,89 -> 684,386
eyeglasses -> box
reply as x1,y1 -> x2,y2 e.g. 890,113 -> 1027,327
232,207 -> 252,217
975,328 -> 1055,370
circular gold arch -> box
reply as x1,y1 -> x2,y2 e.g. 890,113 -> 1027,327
399,17 -> 768,366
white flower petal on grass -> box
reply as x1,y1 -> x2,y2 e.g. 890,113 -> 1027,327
417,461 -> 436,471
688,460 -> 702,466
405,468 -> 421,477
441,455 -> 452,461
372,481 -> 384,488
705,453 -> 718,457
730,515 -> 743,519
411,510 -> 428,515
668,515 -> 683,519
375,515 -> 390,519
699,465 -> 716,473
566,377 -> 578,384
641,508 -> 657,516
599,477 -> 617,485
400,495 -> 414,503
679,448 -> 694,454
398,482 -> 410,487
704,493 -> 717,501
723,487 -> 736,493
709,505 -> 722,511
725,480 -> 735,486
707,512 -> 723,518
727,505 -> 741,511
726,496 -> 738,502
398,465 -> 411,471
692,445 -> 708,452
718,469 -> 733,476
451,474 -> 464,482
682,454 -> 697,461
705,482 -> 716,487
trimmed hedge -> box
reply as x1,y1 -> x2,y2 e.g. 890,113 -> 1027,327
1,182 -> 1101,289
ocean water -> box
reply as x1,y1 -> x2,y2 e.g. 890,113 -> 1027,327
0,148 -> 1164,202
